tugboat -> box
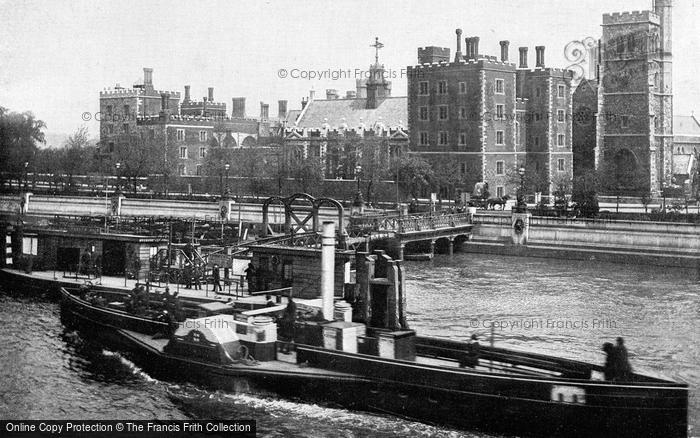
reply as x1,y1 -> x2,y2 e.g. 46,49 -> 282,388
60,222 -> 689,438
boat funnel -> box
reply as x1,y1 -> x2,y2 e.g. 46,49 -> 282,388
321,221 -> 336,321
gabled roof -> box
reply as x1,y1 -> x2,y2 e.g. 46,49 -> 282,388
294,97 -> 407,130
673,154 -> 694,176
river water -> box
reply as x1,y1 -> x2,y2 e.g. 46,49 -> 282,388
0,253 -> 697,437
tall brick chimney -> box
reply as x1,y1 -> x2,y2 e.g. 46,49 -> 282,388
465,37 -> 480,59
160,93 -> 168,111
184,85 -> 191,102
518,47 -> 528,69
535,46 -> 545,68
455,28 -> 463,62
208,87 -> 214,102
278,100 -> 287,119
500,41 -> 509,62
143,68 -> 153,89
231,97 -> 246,118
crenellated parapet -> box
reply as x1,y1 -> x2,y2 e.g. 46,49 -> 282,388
285,126 -> 408,140
603,10 -> 659,25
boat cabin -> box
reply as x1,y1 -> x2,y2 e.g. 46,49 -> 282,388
164,316 -> 243,364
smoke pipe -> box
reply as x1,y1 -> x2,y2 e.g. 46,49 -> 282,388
321,221 -> 336,321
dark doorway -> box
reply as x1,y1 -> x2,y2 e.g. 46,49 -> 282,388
369,284 -> 388,328
102,240 -> 125,275
56,247 -> 80,272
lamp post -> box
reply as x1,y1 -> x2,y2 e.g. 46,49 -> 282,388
115,162 -> 121,195
517,166 -> 526,212
23,161 -> 28,191
351,164 -> 364,215
224,163 -> 230,199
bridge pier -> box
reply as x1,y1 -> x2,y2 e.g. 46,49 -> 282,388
448,236 -> 454,256
398,243 -> 405,261
430,240 -> 436,258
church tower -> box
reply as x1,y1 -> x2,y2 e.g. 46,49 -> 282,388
597,0 -> 673,195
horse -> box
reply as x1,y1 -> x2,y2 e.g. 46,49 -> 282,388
486,195 -> 510,210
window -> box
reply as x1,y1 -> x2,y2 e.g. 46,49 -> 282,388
459,132 -> 467,146
107,124 -> 114,135
535,113 -> 541,121
199,147 -> 206,158
199,130 -> 207,142
535,136 -> 540,147
495,79 -> 504,94
460,163 -> 466,175
123,105 -> 130,116
496,104 -> 504,120
558,84 -> 566,98
176,129 -> 185,141
496,130 -> 504,145
535,87 -> 541,97
179,146 -> 188,159
22,236 -> 37,255
108,142 -> 115,153
438,105 -> 448,120
178,164 -> 186,176
496,161 -> 504,175
557,110 -> 565,122
515,121 -> 521,145
497,186 -> 504,198
122,123 -> 129,133
419,81 -> 429,95
149,128 -> 155,139
438,80 -> 447,94
196,164 -> 202,176
557,134 -> 565,146
419,131 -> 429,146
106,105 -> 113,116
621,116 -> 629,128
459,82 -> 467,94
419,106 -> 429,121
438,131 -> 448,145
459,107 -> 467,119
557,159 -> 565,172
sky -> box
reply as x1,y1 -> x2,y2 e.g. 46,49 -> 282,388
1,0 -> 698,145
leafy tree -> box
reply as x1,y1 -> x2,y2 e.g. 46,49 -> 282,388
0,107 -> 45,188
110,134 -> 159,194
571,169 -> 600,217
290,157 -> 324,195
431,155 -> 463,203
552,174 -> 572,216
390,155 -> 433,202
233,147 -> 274,198
59,126 -> 92,192
203,146 -> 235,196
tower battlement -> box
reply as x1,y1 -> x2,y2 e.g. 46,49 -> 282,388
100,88 -> 180,98
603,10 -> 659,25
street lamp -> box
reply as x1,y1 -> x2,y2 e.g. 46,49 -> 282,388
115,162 -> 121,194
23,161 -> 28,191
351,164 -> 364,216
517,166 -> 526,212
223,163 -> 231,199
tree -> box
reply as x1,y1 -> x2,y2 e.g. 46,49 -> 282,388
0,107 -> 45,188
204,146 -> 235,196
289,157 -> 324,195
552,174 -> 572,216
391,155 -> 433,202
571,169 -> 600,217
60,126 -> 92,192
233,146 -> 274,198
355,136 -> 392,205
110,134 -> 159,194
431,155 -> 463,204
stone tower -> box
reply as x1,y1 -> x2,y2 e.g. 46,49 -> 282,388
597,1 -> 673,195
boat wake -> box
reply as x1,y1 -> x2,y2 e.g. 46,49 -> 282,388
101,350 -> 159,383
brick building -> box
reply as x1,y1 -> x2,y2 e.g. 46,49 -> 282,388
283,56 -> 408,180
99,68 -> 289,177
407,29 -> 573,199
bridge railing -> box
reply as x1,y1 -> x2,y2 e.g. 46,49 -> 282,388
396,212 -> 472,233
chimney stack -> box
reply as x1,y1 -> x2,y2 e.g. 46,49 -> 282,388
320,221 -> 336,321
208,87 -> 214,102
184,85 -> 191,102
455,28 -> 463,61
301,97 -> 308,110
535,46 -> 545,68
346,90 -> 356,99
472,37 -> 480,59
500,41 -> 509,62
231,97 -> 246,118
518,47 -> 528,68
278,100 -> 287,119
309,89 -> 316,100
260,102 -> 269,120
160,93 -> 168,111
326,89 -> 339,99
143,68 -> 153,88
